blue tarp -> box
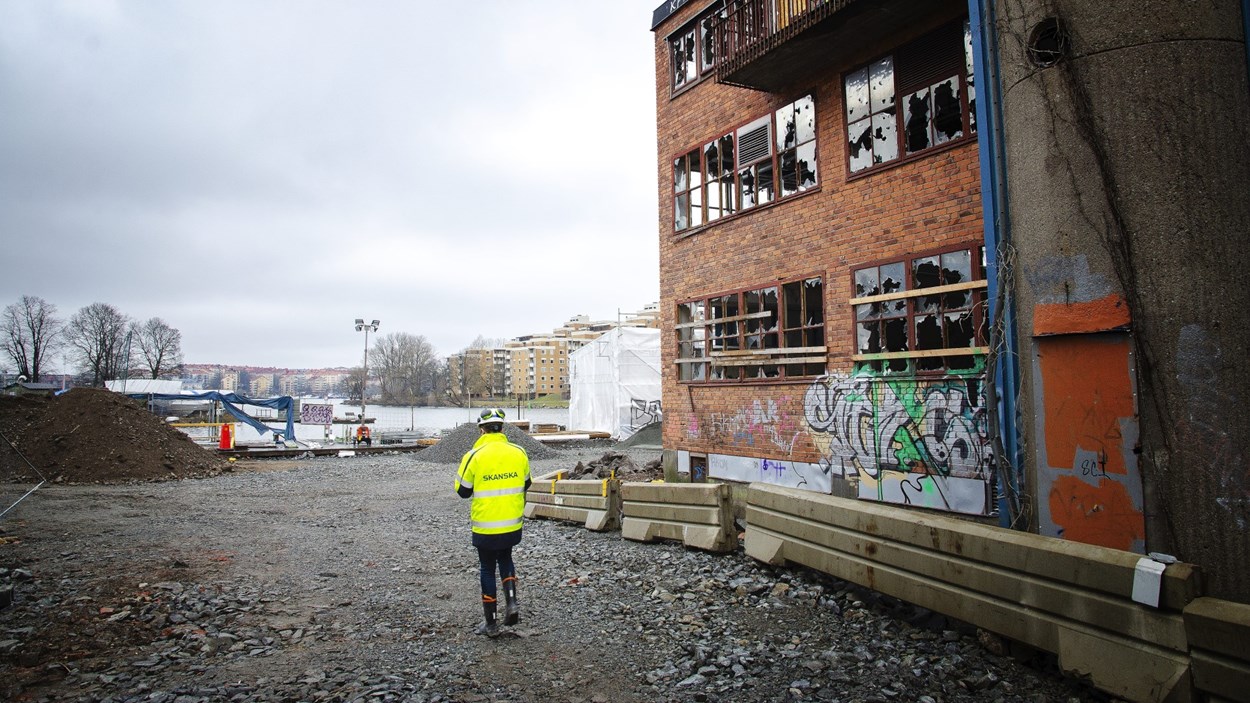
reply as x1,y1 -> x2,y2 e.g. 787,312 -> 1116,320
126,391 -> 297,440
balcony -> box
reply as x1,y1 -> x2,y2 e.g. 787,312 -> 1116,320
711,0 -> 962,92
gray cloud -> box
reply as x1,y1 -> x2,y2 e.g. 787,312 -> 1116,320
0,1 -> 659,370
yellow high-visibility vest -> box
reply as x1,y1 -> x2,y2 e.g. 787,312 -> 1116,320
455,433 -> 530,535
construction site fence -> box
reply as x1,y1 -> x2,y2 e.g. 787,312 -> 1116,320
743,482 -> 1250,703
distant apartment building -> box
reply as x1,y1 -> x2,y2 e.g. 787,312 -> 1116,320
447,303 -> 659,400
249,373 -> 275,397
218,369 -> 240,392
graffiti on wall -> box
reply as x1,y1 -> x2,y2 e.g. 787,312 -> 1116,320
802,370 -> 993,515
692,397 -> 805,455
627,398 -> 663,434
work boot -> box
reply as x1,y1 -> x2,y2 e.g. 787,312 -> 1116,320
503,578 -> 520,626
475,598 -> 499,637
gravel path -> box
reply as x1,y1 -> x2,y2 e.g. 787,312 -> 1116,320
1,448 -> 1108,703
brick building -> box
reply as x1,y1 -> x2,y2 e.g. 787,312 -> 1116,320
654,0 -> 993,513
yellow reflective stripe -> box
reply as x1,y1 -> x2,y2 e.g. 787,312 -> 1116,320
601,479 -> 608,497
473,516 -> 523,530
474,486 -> 525,498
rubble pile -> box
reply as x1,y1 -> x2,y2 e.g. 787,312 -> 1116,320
565,450 -> 663,482
417,421 -> 558,464
0,388 -> 231,484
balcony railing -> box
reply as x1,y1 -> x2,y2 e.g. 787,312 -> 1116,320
712,0 -> 849,86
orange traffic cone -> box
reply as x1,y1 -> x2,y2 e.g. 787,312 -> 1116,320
218,423 -> 233,450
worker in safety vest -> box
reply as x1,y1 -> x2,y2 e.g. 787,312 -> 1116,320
455,407 -> 531,636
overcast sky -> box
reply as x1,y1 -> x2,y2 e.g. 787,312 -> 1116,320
0,1 -> 661,371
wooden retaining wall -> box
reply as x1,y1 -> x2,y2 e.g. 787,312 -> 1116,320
745,483 -> 1205,702
524,476 -> 620,532
620,482 -> 736,552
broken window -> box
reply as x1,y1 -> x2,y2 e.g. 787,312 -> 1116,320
672,93 -> 817,233
845,20 -> 975,174
670,5 -> 729,94
673,148 -> 702,232
852,245 -> 987,374
676,276 -> 824,383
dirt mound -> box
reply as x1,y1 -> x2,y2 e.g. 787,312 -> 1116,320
418,422 -> 558,464
0,388 -> 231,484
563,450 -> 663,482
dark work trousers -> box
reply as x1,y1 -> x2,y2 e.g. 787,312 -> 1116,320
473,529 -> 521,604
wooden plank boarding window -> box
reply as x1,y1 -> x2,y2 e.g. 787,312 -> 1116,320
853,244 -> 988,373
677,276 -> 825,382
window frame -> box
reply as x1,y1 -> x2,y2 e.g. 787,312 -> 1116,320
843,19 -> 978,178
668,2 -> 729,97
677,274 -> 826,384
850,243 -> 989,375
671,93 -> 819,235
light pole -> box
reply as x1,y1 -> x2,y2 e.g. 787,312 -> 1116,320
354,318 -> 380,421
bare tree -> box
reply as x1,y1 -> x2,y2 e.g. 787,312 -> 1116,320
65,302 -> 131,387
370,332 -> 440,405
132,317 -> 184,379
1,295 -> 62,382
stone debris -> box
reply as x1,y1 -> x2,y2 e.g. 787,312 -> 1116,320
0,451 -> 1108,703
564,451 -> 663,482
417,421 -> 558,464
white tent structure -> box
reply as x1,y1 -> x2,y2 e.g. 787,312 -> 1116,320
568,327 -> 661,440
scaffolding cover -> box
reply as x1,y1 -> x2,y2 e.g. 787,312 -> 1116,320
568,327 -> 661,440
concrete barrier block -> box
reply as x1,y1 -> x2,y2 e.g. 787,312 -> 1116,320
524,478 -> 619,532
620,482 -> 735,552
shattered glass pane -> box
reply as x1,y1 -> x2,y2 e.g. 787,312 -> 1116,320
855,267 -> 879,298
947,354 -> 975,370
704,140 -> 723,178
872,111 -> 898,164
884,317 -> 908,352
719,134 -> 735,174
786,329 -> 803,347
881,262 -> 906,294
964,21 -> 974,80
795,95 -> 816,145
701,15 -> 717,71
848,117 -> 873,173
916,313 -> 942,350
946,310 -> 975,348
806,327 -> 824,347
739,166 -> 757,208
674,157 -> 688,193
913,256 -> 941,288
779,149 -> 798,197
967,83 -> 977,133
762,287 -> 779,332
887,357 -> 909,373
904,88 -> 932,153
918,354 -> 943,371
776,104 -> 797,150
869,57 -> 895,113
796,142 -> 817,189
942,250 -> 972,308
675,194 -> 689,230
845,67 -> 869,124
855,303 -> 874,321
756,162 -> 774,204
805,277 -> 823,323
931,77 -> 963,144
914,256 -> 942,313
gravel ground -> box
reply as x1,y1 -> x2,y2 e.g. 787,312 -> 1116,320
0,447 -> 1109,703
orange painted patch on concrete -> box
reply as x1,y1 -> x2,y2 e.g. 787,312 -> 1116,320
1039,335 -> 1135,475
1033,293 -> 1131,336
1049,475 -> 1144,550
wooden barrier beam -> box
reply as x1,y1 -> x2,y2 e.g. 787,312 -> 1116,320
524,478 -> 619,532
1184,598 -> 1250,701
620,482 -> 736,553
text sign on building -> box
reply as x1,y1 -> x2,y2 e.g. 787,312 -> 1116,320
652,0 -> 693,29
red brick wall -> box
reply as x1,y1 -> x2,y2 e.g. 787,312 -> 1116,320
654,4 -> 983,463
